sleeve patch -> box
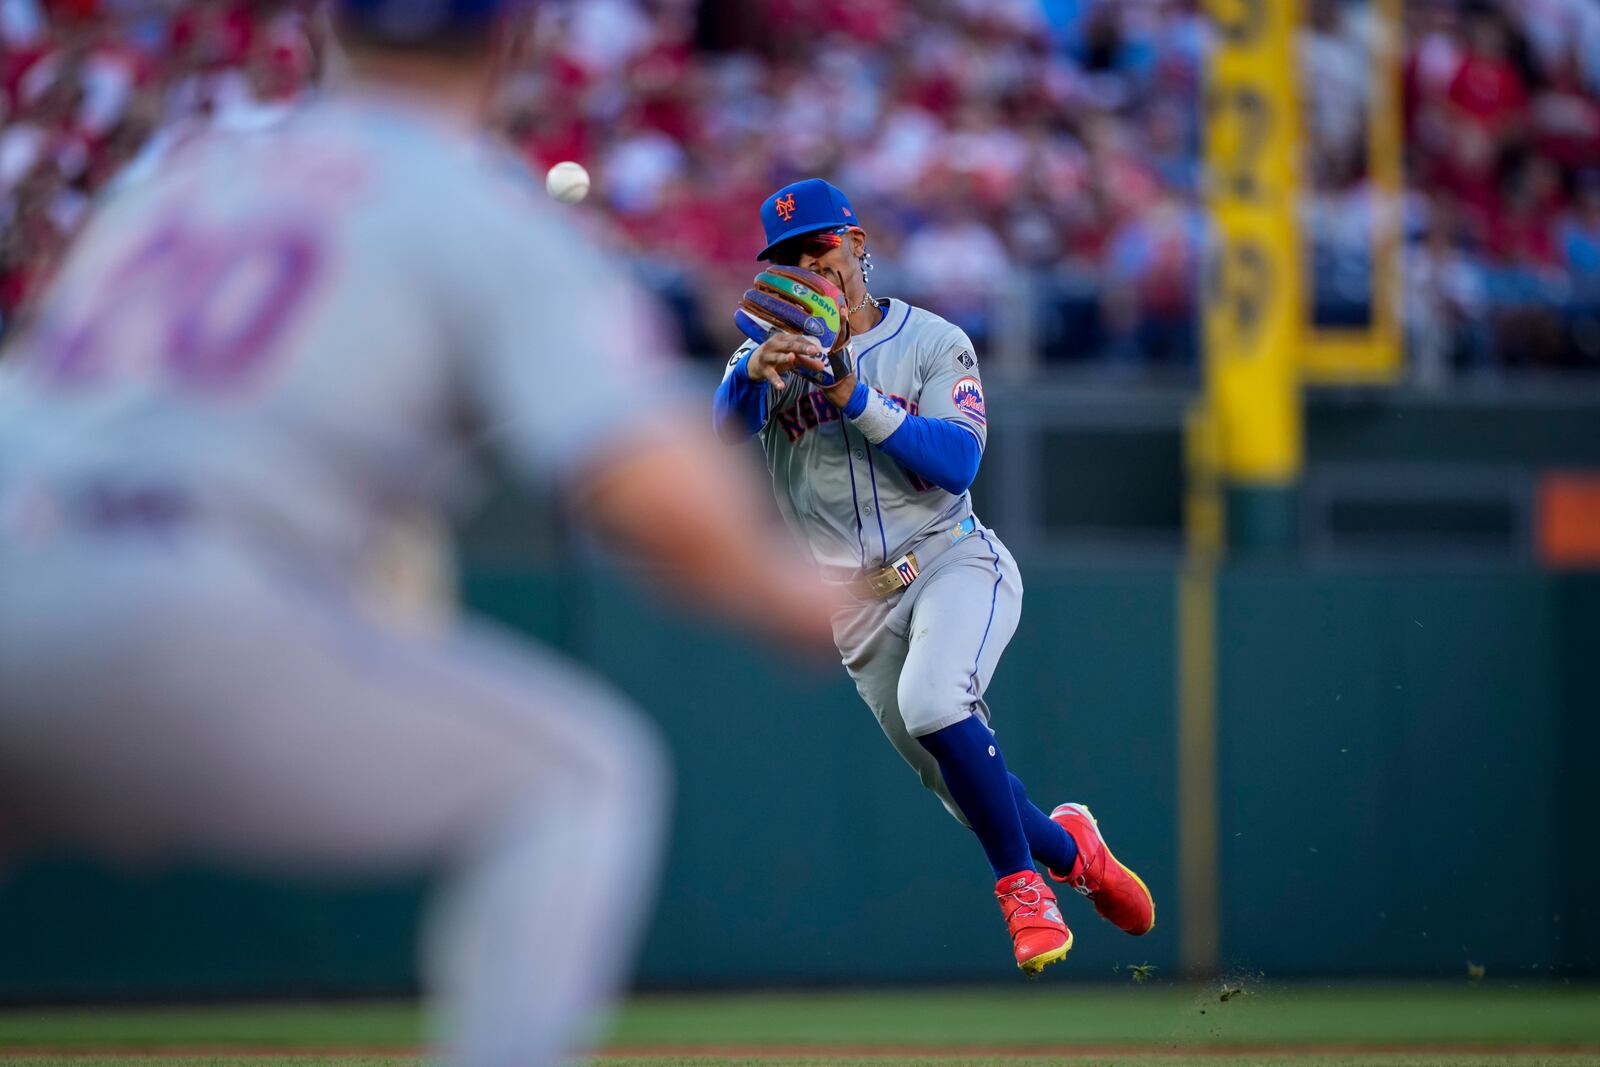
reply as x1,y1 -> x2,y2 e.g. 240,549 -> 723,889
956,349 -> 976,370
952,376 -> 986,425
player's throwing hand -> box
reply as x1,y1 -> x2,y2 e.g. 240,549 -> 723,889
746,333 -> 826,390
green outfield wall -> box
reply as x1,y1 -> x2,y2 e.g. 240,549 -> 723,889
0,561 -> 1595,998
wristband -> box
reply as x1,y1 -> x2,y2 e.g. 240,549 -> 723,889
848,385 -> 907,444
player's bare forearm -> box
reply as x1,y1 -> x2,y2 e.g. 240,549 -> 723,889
574,422 -> 841,648
820,371 -> 857,409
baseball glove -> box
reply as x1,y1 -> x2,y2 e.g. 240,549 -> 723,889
734,265 -> 854,387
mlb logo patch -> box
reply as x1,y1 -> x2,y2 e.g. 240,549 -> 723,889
952,376 -> 986,425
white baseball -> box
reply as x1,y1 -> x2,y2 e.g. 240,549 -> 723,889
545,161 -> 590,205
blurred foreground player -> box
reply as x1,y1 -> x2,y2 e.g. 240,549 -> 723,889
0,3 -> 836,1066
714,179 -> 1156,975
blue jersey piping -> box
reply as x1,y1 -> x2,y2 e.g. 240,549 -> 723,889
842,422 -> 867,567
853,304 -> 911,562
967,528 -> 1004,697
855,303 -> 912,364
864,446 -> 889,564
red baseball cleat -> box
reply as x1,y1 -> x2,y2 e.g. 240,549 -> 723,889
1048,802 -> 1156,936
995,870 -> 1072,976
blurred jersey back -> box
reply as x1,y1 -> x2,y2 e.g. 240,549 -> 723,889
0,93 -> 652,578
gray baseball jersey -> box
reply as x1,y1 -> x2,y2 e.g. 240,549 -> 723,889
722,298 -> 988,572
719,299 -> 1022,822
0,93 -> 671,578
0,93 -> 676,1067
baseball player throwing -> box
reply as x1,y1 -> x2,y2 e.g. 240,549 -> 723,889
0,6 -> 836,1067
714,179 -> 1156,975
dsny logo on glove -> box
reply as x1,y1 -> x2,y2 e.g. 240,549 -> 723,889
734,266 -> 854,387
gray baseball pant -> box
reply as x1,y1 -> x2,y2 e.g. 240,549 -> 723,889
830,525 -> 1024,824
0,528 -> 668,1067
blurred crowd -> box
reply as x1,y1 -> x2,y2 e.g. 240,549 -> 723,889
498,0 -> 1212,366
1398,0 -> 1600,374
0,0 -> 319,337
5,0 -> 1600,376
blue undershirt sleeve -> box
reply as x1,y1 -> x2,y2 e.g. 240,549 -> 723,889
842,381 -> 870,418
878,414 -> 983,495
712,351 -> 768,442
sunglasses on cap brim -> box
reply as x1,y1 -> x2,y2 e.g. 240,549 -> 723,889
770,226 -> 859,265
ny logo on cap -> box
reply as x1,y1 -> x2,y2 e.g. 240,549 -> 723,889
775,194 -> 796,221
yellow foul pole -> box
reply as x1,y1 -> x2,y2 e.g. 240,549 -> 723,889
1205,0 -> 1304,489
1182,0 -> 1306,977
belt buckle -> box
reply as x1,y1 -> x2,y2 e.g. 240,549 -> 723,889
872,551 -> 918,597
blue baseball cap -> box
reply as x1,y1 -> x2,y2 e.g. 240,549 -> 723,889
757,178 -> 860,260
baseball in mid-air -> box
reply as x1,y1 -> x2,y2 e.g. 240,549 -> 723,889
545,161 -> 590,205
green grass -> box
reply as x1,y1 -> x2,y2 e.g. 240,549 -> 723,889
1,984 -> 1597,1067
608,984 -> 1600,1046
0,1005 -> 417,1050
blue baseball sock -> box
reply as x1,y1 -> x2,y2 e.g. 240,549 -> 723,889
1008,773 -> 1079,877
917,715 -> 1033,881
